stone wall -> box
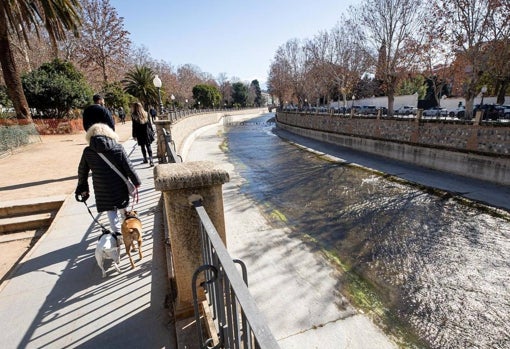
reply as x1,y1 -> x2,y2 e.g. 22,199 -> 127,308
160,108 -> 265,154
276,112 -> 510,185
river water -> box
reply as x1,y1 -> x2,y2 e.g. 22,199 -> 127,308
222,113 -> 510,349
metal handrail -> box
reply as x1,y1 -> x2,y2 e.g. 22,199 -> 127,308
192,199 -> 280,349
161,128 -> 182,163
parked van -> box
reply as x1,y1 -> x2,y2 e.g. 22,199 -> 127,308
358,105 -> 377,115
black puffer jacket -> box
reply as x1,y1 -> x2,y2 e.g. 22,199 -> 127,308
76,124 -> 141,212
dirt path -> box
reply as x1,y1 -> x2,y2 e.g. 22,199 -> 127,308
0,122 -> 133,202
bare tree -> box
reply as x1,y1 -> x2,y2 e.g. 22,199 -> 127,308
351,0 -> 424,115
305,22 -> 373,108
420,20 -> 456,106
129,45 -> 153,67
75,0 -> 131,85
269,39 -> 308,106
432,0 -> 506,117
217,73 -> 233,105
176,64 -> 207,104
268,56 -> 293,106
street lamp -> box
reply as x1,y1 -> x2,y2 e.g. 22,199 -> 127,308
185,99 -> 188,109
198,101 -> 201,109
480,85 -> 487,106
153,75 -> 163,115
171,94 -> 175,111
352,95 -> 356,109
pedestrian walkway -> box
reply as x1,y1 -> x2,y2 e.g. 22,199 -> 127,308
0,138 -> 174,348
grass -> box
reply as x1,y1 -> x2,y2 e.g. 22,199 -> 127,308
302,233 -> 427,348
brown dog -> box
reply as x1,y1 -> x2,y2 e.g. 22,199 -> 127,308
121,210 -> 143,269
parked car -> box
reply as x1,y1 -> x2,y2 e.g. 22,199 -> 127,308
473,104 -> 505,121
423,107 -> 448,117
358,105 -> 377,115
502,105 -> 510,119
449,106 -> 465,119
332,106 -> 347,114
395,105 -> 418,115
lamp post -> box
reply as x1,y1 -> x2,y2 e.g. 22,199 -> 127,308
352,95 -> 356,109
480,85 -> 487,106
171,94 -> 176,111
185,99 -> 188,109
153,75 -> 163,115
198,101 -> 201,110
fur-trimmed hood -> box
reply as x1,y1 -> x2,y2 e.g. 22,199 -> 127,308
86,123 -> 119,153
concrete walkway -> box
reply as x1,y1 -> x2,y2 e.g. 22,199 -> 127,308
184,114 -> 398,348
0,138 -> 174,348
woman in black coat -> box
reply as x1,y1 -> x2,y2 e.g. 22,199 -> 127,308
131,102 -> 155,166
75,123 -> 141,233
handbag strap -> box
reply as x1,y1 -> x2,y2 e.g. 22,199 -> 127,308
98,152 -> 138,205
98,152 -> 129,183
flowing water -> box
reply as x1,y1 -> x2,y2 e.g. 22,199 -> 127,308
222,114 -> 510,349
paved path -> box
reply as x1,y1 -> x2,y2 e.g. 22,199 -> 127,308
184,115 -> 398,348
274,128 -> 510,212
0,134 -> 174,348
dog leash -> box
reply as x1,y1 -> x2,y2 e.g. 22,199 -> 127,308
80,201 -> 111,234
81,201 -> 122,243
131,187 -> 139,209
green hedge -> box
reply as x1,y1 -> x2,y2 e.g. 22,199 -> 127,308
0,124 -> 41,155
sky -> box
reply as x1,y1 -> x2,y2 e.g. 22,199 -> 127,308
109,0 -> 357,88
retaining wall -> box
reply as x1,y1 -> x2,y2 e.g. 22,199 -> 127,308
156,109 -> 265,156
276,112 -> 510,185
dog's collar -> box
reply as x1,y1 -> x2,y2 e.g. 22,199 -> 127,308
124,216 -> 141,222
98,229 -> 122,245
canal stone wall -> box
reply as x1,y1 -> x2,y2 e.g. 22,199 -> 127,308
276,112 -> 510,185
172,109 -> 265,154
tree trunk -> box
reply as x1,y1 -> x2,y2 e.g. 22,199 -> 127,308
0,22 -> 32,121
497,79 -> 508,105
387,93 -> 395,116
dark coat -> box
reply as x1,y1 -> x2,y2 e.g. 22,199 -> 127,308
83,104 -> 115,131
76,124 -> 141,212
132,116 -> 154,146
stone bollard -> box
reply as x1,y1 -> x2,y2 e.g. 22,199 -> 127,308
154,161 -> 230,319
474,110 -> 483,125
154,119 -> 173,162
415,109 -> 423,124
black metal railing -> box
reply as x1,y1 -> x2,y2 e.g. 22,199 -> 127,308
161,128 -> 182,163
191,200 -> 280,349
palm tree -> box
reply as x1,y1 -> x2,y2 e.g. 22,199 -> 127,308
122,66 -> 160,109
0,0 -> 81,120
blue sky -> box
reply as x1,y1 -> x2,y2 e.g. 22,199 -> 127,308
109,0 -> 357,87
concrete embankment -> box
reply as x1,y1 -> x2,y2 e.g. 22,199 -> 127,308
276,112 -> 510,185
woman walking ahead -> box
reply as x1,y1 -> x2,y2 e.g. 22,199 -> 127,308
131,102 -> 155,166
75,123 -> 141,233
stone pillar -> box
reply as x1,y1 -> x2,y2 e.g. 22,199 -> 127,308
415,109 -> 423,124
474,110 -> 483,125
154,161 -> 230,319
154,119 -> 173,162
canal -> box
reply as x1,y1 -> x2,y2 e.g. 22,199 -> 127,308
220,113 -> 510,348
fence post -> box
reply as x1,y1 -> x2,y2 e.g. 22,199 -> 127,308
154,161 -> 230,319
154,119 -> 173,162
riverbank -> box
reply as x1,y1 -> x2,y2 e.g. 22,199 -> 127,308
186,112 -> 509,348
183,113 -> 400,348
